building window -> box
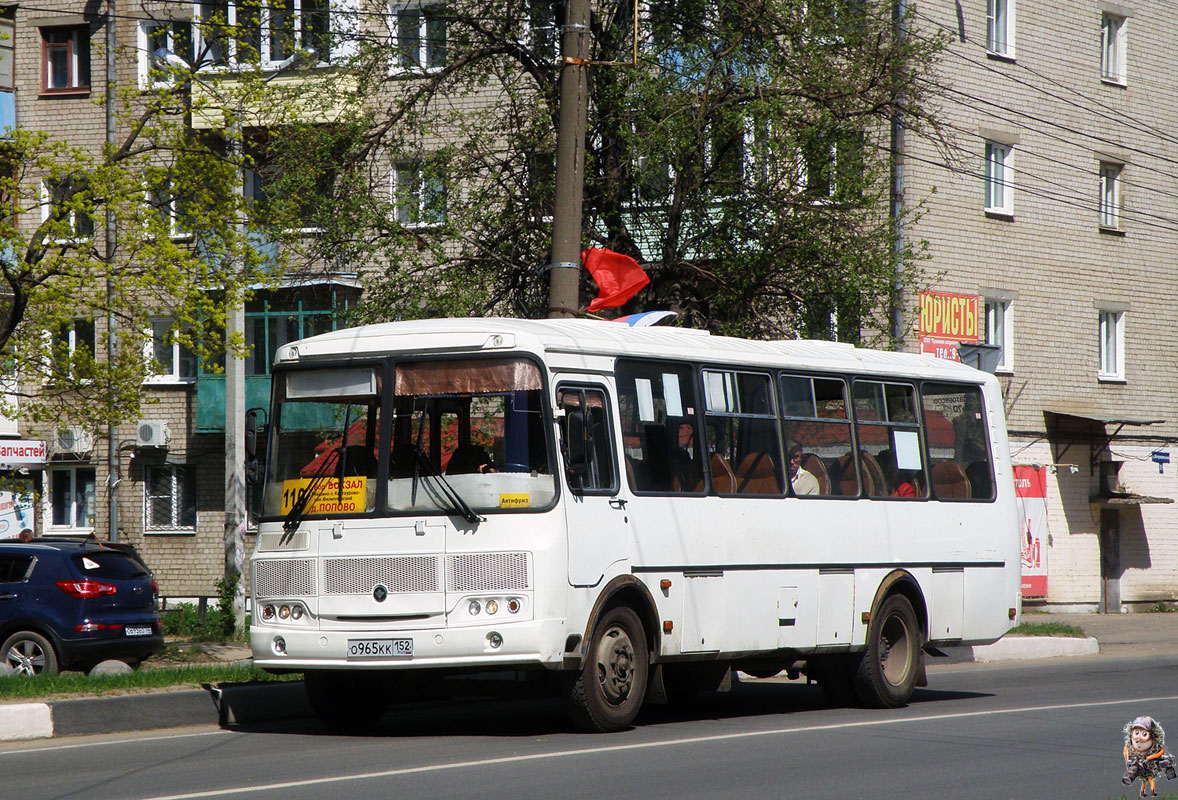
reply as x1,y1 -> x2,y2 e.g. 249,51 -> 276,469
393,159 -> 447,225
984,298 -> 1013,373
239,284 -> 355,376
986,0 -> 1013,57
147,177 -> 193,239
1098,309 -> 1125,381
984,141 -> 1012,215
197,0 -> 330,69
41,176 -> 95,239
1099,162 -> 1122,230
145,464 -> 197,532
147,319 -> 197,382
41,25 -> 90,93
393,3 -> 446,71
139,20 -> 193,87
48,467 -> 95,531
1101,13 -> 1126,84
49,318 -> 95,379
0,15 -> 15,92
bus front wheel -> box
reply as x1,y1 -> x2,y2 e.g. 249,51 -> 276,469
566,606 -> 649,732
853,594 -> 922,708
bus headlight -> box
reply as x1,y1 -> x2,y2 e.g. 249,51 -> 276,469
487,632 -> 503,649
468,600 -> 481,616
262,604 -> 276,621
485,599 -> 499,615
291,604 -> 304,620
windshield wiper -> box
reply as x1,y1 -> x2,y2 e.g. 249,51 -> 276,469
413,449 -> 485,524
283,444 -> 341,535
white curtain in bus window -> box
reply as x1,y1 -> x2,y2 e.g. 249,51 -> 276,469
635,378 -> 655,422
662,373 -> 684,417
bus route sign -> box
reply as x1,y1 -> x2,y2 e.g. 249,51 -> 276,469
281,477 -> 367,515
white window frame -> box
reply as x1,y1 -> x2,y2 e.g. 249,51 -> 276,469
144,464 -> 197,533
46,317 -> 95,380
144,319 -> 197,384
41,25 -> 89,93
984,298 -> 1014,373
1098,309 -> 1125,381
984,141 -> 1013,215
1101,13 -> 1126,85
138,19 -> 192,88
1099,162 -> 1122,230
147,177 -> 193,240
393,159 -> 446,226
390,2 -> 446,73
0,18 -> 16,92
46,466 -> 96,533
195,0 -> 331,71
986,0 -> 1014,58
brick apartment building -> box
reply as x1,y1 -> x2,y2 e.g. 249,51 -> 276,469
1,0 -> 1176,611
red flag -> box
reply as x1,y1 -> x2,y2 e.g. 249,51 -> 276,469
582,247 -> 650,312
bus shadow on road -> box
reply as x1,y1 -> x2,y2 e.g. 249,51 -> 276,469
232,675 -> 993,739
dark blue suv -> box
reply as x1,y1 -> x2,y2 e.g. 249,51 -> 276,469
0,540 -> 164,675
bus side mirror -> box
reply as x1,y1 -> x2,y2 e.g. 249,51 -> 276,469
245,409 -> 259,485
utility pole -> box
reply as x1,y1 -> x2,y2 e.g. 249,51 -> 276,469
546,0 -> 591,319
889,0 -> 907,348
105,0 -> 118,542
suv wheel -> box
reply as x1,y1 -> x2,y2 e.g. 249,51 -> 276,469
3,631 -> 59,676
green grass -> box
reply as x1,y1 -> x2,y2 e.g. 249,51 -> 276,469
0,665 -> 297,701
1009,620 -> 1086,638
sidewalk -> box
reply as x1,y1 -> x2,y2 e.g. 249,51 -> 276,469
5,612 -> 1178,742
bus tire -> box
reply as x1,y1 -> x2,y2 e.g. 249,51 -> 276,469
566,606 -> 649,732
853,593 -> 921,708
304,670 -> 391,731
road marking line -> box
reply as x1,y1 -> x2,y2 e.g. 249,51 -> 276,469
139,693 -> 1178,800
0,729 -> 232,756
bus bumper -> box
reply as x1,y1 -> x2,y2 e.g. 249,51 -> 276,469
250,618 -> 568,671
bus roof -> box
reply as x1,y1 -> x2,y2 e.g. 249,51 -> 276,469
277,318 -> 992,383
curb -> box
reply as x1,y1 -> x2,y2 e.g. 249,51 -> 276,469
940,636 -> 1100,663
0,681 -> 312,742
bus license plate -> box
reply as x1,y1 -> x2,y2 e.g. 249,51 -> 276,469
347,638 -> 413,660
124,626 -> 153,637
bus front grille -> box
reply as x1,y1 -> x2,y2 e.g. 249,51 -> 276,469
446,552 -> 530,592
254,559 -> 316,597
324,556 -> 440,594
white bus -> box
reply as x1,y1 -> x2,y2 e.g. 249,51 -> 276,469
248,318 -> 1021,732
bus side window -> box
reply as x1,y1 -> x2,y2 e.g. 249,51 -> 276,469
702,369 -> 782,496
853,380 -> 928,499
616,361 -> 704,494
780,374 -> 855,497
557,386 -> 617,493
921,382 -> 994,501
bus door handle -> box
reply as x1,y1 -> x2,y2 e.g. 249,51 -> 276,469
609,498 -> 627,510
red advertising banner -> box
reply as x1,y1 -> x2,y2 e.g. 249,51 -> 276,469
1014,465 -> 1048,598
919,291 -> 980,341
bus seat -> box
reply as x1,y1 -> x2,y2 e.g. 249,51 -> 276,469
932,460 -> 972,499
735,452 -> 782,495
860,452 -> 886,496
829,453 -> 859,496
702,453 -> 736,494
800,453 -> 830,495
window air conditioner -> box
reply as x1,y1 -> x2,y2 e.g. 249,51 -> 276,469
136,420 -> 171,448
55,426 -> 93,456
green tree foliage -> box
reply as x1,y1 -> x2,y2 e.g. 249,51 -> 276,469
275,0 -> 948,342
0,44 -> 313,430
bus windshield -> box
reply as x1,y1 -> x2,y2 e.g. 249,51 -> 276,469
388,357 -> 555,515
264,365 -> 383,521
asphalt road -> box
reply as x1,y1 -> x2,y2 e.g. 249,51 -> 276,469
4,653 -> 1175,800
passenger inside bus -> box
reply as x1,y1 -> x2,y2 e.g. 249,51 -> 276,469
787,441 -> 820,495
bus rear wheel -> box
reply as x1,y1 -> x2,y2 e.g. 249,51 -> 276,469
304,670 -> 391,731
853,594 -> 922,708
566,606 -> 649,732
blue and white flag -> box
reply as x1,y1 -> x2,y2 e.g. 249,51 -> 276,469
612,310 -> 678,327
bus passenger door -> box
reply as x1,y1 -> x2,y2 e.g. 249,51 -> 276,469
557,382 -> 630,586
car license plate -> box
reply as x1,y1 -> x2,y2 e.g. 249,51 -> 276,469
124,626 -> 153,637
347,638 -> 413,659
